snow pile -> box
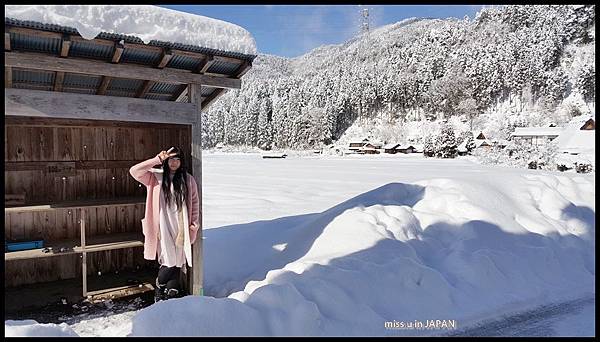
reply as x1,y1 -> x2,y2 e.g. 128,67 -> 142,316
4,5 -> 257,55
131,173 -> 593,336
5,320 -> 78,337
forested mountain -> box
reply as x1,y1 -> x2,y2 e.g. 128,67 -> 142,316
202,5 -> 595,149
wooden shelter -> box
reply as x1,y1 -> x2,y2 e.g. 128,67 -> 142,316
4,17 -> 254,308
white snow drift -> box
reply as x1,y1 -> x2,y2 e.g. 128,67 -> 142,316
4,5 -> 257,55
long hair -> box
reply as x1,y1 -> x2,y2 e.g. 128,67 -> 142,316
161,147 -> 188,210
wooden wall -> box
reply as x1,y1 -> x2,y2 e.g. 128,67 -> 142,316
5,116 -> 192,204
5,116 -> 192,287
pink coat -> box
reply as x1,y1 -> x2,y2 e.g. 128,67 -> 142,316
129,156 -> 200,261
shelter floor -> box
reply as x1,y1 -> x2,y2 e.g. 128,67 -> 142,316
5,267 -> 157,322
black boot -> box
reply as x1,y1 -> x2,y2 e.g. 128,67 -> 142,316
166,288 -> 180,299
154,278 -> 167,303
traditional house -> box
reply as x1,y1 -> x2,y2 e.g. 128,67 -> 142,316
4,6 -> 255,311
363,142 -> 383,149
348,138 -> 369,151
360,146 -> 380,154
383,143 -> 401,154
412,144 -> 424,154
510,127 -> 563,146
474,131 -> 487,140
396,145 -> 416,154
553,116 -> 595,161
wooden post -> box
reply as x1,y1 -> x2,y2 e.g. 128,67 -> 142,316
80,208 -> 87,297
188,83 -> 203,296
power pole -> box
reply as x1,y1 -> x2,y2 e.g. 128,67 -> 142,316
361,7 -> 369,34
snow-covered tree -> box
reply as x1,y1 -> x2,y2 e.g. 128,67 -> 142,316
435,124 -> 458,158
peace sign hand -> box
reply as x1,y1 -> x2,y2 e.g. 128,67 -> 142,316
157,147 -> 178,162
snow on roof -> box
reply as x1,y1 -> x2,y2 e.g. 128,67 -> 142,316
553,129 -> 595,155
382,143 -> 400,149
565,115 -> 595,130
556,153 -> 592,166
5,5 -> 257,55
511,127 -> 563,137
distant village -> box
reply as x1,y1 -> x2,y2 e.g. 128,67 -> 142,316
325,115 -> 595,172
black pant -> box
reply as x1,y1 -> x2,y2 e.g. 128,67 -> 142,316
156,265 -> 181,298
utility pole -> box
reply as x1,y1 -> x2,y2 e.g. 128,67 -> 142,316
361,7 -> 369,34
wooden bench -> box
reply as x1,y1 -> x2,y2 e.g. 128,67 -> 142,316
5,231 -> 144,261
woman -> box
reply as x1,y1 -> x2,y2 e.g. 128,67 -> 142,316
129,147 -> 200,302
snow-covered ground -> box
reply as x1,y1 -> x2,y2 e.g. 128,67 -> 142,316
5,153 -> 595,336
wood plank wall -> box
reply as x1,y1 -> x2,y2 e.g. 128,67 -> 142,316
5,116 -> 192,287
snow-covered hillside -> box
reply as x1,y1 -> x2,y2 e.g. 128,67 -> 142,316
202,5 -> 595,149
6,153 -> 594,336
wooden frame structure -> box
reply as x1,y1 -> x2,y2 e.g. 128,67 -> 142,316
4,17 -> 254,303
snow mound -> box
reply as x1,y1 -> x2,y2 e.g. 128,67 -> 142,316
5,5 -> 257,55
5,320 -> 79,337
129,175 -> 594,336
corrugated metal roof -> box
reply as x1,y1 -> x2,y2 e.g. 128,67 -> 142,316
108,78 -> 144,92
120,48 -> 162,65
69,40 -> 113,60
12,68 -> 55,86
168,54 -> 202,70
150,82 -> 180,94
6,17 -> 251,104
63,73 -> 103,89
206,60 -> 241,75
201,87 -> 216,97
6,17 -> 257,62
9,32 -> 61,55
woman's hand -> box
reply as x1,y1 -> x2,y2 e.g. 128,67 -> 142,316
158,147 -> 178,162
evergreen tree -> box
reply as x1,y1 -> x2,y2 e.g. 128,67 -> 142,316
435,124 -> 458,158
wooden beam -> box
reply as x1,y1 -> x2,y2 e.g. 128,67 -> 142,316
5,88 -> 198,124
195,55 -> 215,74
157,49 -> 173,69
188,83 -> 203,296
234,61 -> 252,78
172,49 -> 210,59
5,67 -> 12,88
111,41 -> 125,63
54,71 -> 65,92
5,32 -> 11,51
69,35 -> 116,47
5,160 -> 152,171
201,88 -> 228,112
123,42 -> 163,53
136,80 -> 155,98
5,51 -> 242,89
97,76 -> 112,95
171,84 -> 188,102
5,116 -> 190,129
60,35 -> 71,57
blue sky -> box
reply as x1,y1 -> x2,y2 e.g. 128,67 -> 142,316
159,5 -> 484,58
